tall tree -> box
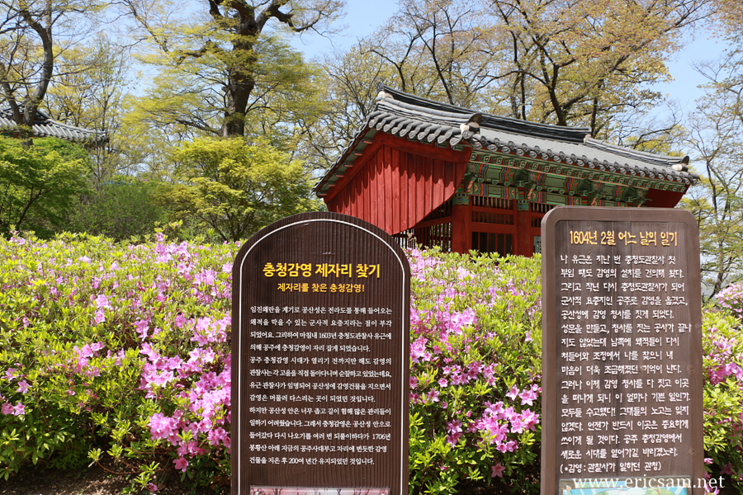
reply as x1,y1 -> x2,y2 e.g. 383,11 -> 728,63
0,0 -> 106,144
357,0 -> 711,140
482,0 -> 711,136
714,0 -> 743,30
121,0 -> 344,138
44,38 -> 131,185
680,8 -> 743,297
683,92 -> 743,298
297,45 -> 396,172
367,0 -> 496,108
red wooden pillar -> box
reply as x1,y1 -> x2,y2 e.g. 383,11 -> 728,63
451,197 -> 471,254
515,200 -> 533,256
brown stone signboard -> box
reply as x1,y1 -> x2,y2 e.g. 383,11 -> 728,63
231,212 -> 410,495
541,207 -> 704,495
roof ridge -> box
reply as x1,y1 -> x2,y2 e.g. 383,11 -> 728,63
380,85 -> 591,143
377,96 -> 479,124
584,137 -> 688,166
0,105 -> 107,143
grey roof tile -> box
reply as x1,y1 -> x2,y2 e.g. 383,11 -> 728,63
314,85 -> 698,194
0,107 -> 107,144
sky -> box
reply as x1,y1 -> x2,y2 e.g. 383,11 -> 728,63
290,0 -> 724,120
291,0 -> 400,56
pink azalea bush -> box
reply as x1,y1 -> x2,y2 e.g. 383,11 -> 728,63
406,249 -> 542,494
1,233 -> 743,494
0,232 -> 234,492
702,307 -> 743,486
717,283 -> 743,320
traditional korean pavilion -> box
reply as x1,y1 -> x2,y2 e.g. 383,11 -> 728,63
0,107 -> 107,145
314,86 -> 698,256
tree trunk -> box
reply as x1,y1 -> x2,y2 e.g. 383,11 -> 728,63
222,75 -> 255,137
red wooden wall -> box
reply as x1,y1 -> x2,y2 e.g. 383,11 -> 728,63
644,188 -> 685,208
323,132 -> 688,255
325,134 -> 470,235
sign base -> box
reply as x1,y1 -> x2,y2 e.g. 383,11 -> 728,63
250,488 -> 390,495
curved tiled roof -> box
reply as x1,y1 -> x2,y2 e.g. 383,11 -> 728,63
0,107 -> 107,144
315,85 -> 698,195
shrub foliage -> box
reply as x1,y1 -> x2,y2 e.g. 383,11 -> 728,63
0,234 -> 742,493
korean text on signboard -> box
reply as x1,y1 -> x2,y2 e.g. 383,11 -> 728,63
541,207 -> 703,495
232,212 -> 410,495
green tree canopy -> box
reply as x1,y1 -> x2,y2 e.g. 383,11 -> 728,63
0,136 -> 89,237
164,137 -> 319,241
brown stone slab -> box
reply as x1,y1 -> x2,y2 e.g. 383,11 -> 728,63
541,207 -> 703,495
231,212 -> 410,495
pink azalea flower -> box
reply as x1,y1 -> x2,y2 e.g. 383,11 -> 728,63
520,409 -> 540,431
519,387 -> 538,406
148,483 -> 158,493
509,415 -> 525,434
78,344 -> 95,358
12,403 -> 25,415
446,419 -> 462,435
150,370 -> 175,388
3,368 -> 16,381
505,386 -> 519,401
502,406 -> 517,421
201,348 -> 216,363
207,427 -> 228,446
173,457 -> 188,472
445,433 -> 461,447
94,309 -> 106,324
491,462 -> 506,478
410,336 -> 431,363
410,309 -> 421,328
16,380 -> 30,394
149,413 -> 177,440
1,403 -> 13,415
95,294 -> 111,310
134,320 -> 149,340
409,376 -> 418,389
